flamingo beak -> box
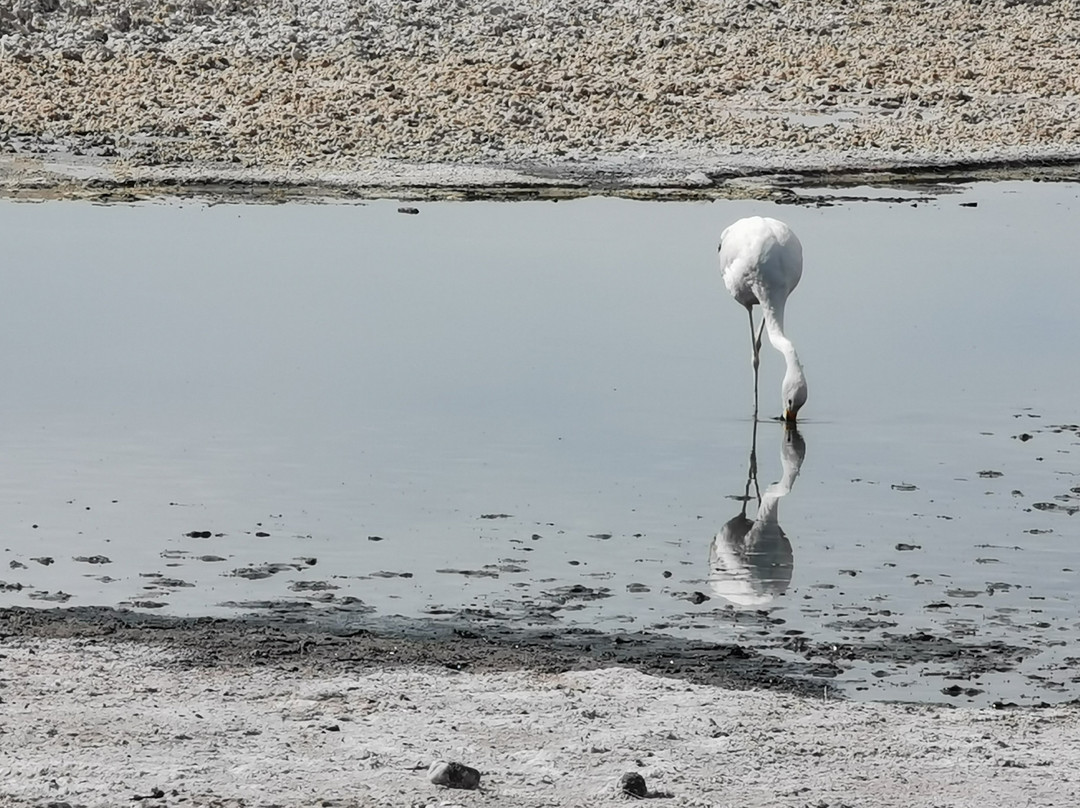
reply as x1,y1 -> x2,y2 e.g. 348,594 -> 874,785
783,408 -> 798,424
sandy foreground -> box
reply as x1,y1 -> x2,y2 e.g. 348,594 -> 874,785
1,634 -> 1079,808
2,0 -> 1080,198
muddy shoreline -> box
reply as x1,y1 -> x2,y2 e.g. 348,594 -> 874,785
0,605 -> 839,697
0,605 -> 1059,708
4,151 -> 1080,204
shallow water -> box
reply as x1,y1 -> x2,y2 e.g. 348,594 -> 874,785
2,181 -> 1079,706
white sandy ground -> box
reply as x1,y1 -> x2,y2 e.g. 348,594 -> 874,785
2,639 -> 1079,808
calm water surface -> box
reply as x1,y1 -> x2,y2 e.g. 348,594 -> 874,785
2,181 -> 1078,705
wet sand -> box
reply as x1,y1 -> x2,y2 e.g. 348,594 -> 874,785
3,606 -> 1080,807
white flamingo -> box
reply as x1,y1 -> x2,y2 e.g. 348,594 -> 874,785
719,216 -> 808,422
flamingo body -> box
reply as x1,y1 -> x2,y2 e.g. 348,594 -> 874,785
718,216 -> 808,422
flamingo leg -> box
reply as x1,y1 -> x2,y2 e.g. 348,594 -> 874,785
747,412 -> 761,505
747,306 -> 764,421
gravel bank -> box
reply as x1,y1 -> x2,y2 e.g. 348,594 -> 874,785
3,636 -> 1080,808
2,0 -> 1080,195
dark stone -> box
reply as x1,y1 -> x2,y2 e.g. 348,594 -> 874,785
619,772 -> 648,797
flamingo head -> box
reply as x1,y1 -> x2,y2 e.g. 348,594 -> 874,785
782,368 -> 808,424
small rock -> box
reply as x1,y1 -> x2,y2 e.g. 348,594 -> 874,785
619,771 -> 648,797
397,206 -> 420,215
427,760 -> 481,790
73,555 -> 111,564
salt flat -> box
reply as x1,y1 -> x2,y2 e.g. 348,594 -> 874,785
3,636 -> 1080,808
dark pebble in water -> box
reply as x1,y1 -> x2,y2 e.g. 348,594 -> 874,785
0,581 -> 24,591
335,596 -> 373,610
198,555 -> 227,562
370,570 -> 413,578
397,206 -> 420,215
436,568 -> 498,578
891,483 -> 917,492
1017,433 -> 1033,441
589,533 -> 613,540
627,583 -> 650,593
9,560 -> 27,569
150,578 -> 194,589
186,531 -> 212,538
296,557 -> 317,565
942,684 -> 984,697
428,760 -> 480,790
367,535 -> 385,541
229,563 -> 298,580
31,557 -> 54,565
619,772 -> 648,797
73,555 -> 111,564
126,600 -> 167,609
289,580 -> 339,592
544,584 -> 612,603
254,531 -> 270,538
896,543 -> 921,551
219,599 -> 312,610
688,591 -> 710,604
1032,502 -> 1079,515
29,590 -> 71,602
479,513 -> 512,519
662,570 -> 672,578
978,470 -> 1003,478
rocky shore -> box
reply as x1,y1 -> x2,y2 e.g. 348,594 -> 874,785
2,0 -> 1080,197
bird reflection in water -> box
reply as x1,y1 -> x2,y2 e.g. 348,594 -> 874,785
709,421 -> 806,607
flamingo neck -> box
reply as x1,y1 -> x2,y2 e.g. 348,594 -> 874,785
762,309 -> 803,379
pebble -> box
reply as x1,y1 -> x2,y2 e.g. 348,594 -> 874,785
427,759 -> 481,790
619,771 -> 648,797
1,1 -> 1079,175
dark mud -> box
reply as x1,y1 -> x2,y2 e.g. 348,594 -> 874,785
0,604 -> 1059,707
